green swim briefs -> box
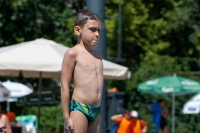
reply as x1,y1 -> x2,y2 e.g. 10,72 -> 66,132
69,100 -> 101,123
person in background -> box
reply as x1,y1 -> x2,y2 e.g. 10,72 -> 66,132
111,109 -> 132,133
129,110 -> 147,133
7,112 -> 28,133
147,99 -> 169,133
0,103 -> 12,133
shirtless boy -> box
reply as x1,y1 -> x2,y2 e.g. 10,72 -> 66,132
61,10 -> 103,133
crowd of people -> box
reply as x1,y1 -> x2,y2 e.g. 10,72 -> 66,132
110,99 -> 168,133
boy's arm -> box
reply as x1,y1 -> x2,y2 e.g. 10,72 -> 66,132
110,114 -> 123,121
61,49 -> 77,130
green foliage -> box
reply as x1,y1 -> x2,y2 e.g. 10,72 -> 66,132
106,0 -> 200,69
21,105 -> 64,133
0,0 -> 75,47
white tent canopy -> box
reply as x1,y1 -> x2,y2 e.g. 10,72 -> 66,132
182,93 -> 200,114
0,38 -> 130,80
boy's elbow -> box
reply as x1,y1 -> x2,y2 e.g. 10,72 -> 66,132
60,87 -> 64,94
61,85 -> 70,92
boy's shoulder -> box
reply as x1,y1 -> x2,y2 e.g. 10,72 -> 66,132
91,50 -> 102,58
64,46 -> 78,57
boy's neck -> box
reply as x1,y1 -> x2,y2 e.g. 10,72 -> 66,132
76,40 -> 92,52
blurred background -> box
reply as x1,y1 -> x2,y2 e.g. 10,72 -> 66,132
1,0 -> 200,133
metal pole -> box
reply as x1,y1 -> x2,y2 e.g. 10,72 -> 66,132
172,93 -> 175,133
37,72 -> 42,133
86,1 -> 107,133
6,101 -> 10,112
117,0 -> 122,59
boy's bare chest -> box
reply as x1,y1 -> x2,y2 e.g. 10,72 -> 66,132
76,54 -> 102,71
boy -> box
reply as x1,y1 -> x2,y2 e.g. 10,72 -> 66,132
61,9 -> 103,133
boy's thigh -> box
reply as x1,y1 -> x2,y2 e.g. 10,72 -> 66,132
70,111 -> 88,133
87,115 -> 101,133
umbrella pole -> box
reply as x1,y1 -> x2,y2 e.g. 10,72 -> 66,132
172,93 -> 175,133
37,72 -> 42,133
6,101 -> 10,112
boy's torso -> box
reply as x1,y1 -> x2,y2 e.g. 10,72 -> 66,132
72,46 -> 103,108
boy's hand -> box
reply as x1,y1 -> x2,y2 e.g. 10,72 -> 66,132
65,118 -> 74,133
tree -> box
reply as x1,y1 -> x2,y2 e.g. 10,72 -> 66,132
105,0 -> 200,69
0,0 -> 75,47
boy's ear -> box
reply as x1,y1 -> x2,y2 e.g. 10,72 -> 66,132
74,26 -> 81,36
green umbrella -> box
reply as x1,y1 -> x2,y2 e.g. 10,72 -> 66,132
138,75 -> 200,133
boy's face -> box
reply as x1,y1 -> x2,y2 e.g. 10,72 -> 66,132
75,19 -> 101,47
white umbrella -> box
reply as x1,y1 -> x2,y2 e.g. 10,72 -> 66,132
182,93 -> 200,114
1,80 -> 33,112
0,83 -> 10,101
0,38 -> 130,80
2,80 -> 33,98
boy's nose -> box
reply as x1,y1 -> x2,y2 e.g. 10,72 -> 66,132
97,30 -> 101,35
95,32 -> 100,36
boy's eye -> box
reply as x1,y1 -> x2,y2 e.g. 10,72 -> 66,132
91,29 -> 96,32
90,28 -> 97,32
89,28 -> 100,32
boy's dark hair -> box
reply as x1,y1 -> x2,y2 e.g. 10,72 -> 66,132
74,9 -> 100,28
157,99 -> 165,103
